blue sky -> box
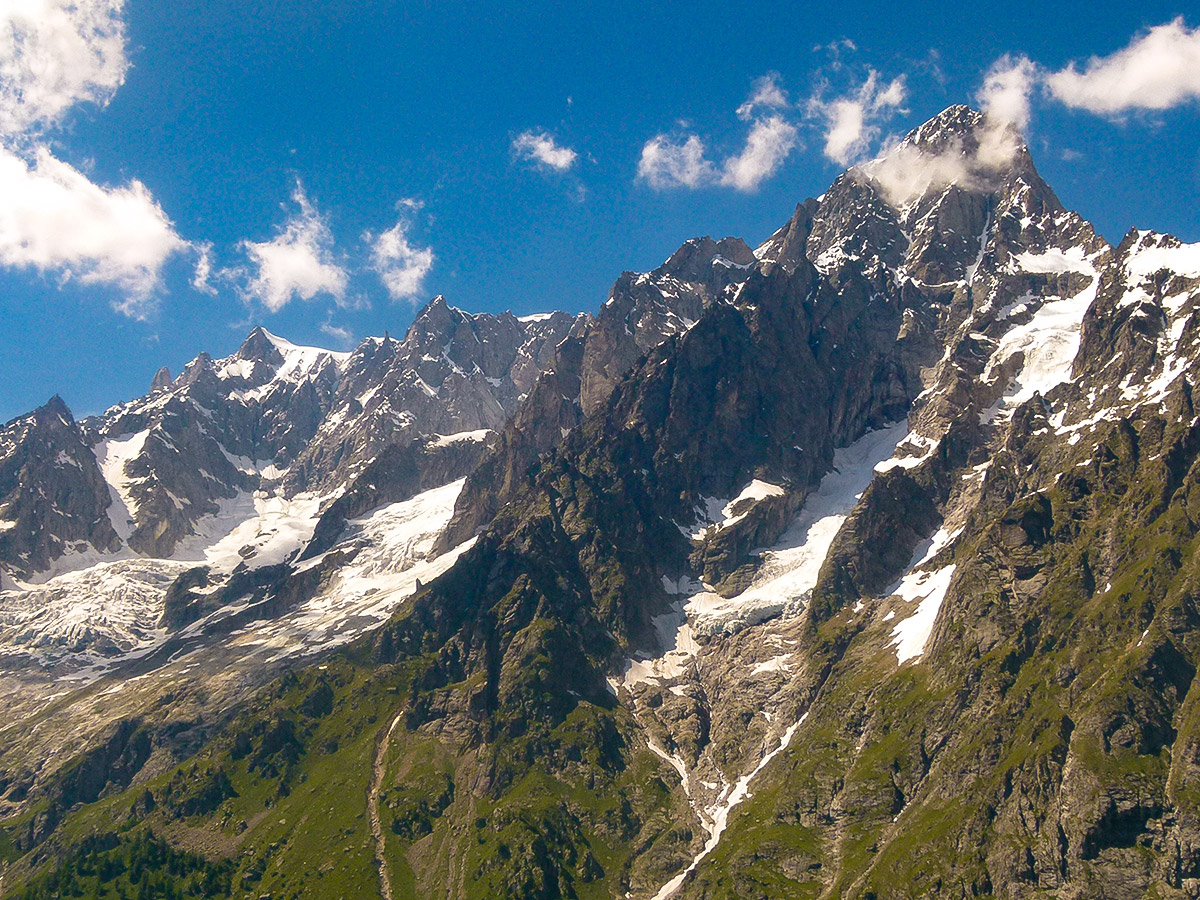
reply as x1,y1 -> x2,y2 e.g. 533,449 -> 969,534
1,0 -> 1199,421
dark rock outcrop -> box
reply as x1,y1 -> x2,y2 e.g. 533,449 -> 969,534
0,396 -> 119,578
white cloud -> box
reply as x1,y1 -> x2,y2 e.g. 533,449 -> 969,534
1046,18 -> 1200,114
813,38 -> 858,69
368,203 -> 434,302
0,0 -> 189,313
863,112 -> 1023,210
873,76 -> 906,109
977,54 -> 1038,129
719,115 -> 798,190
638,121 -> 798,193
736,72 -> 789,120
512,129 -> 577,171
0,145 -> 185,316
811,69 -> 907,165
191,241 -> 216,295
320,320 -> 353,347
832,38 -> 857,51
822,99 -> 869,166
866,141 -> 971,210
639,76 -> 801,192
241,185 -> 348,312
637,134 -> 716,189
0,0 -> 126,139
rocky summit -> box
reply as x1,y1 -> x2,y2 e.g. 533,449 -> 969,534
2,105 -> 1200,900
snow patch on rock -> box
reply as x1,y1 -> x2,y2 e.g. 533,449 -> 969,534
887,526 -> 961,664
95,429 -> 149,541
687,422 -> 910,636
650,712 -> 809,900
235,479 -> 470,663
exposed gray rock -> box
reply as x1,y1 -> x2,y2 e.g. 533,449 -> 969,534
149,366 -> 172,393
280,298 -> 584,496
0,396 -> 119,579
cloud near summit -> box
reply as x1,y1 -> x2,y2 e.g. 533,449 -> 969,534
973,18 -> 1200,134
809,69 -> 907,166
368,203 -> 435,303
638,17 -> 1200,198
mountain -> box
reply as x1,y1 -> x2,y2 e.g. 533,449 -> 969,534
439,232 -> 759,549
0,307 -> 579,577
0,396 -> 119,584
3,105 -> 1200,900
279,300 -> 585,496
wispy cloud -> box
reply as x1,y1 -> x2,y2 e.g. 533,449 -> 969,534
638,76 -> 800,191
812,38 -> 857,67
0,0 -> 186,314
736,72 -> 789,120
241,184 -> 348,312
512,129 -> 577,171
977,54 -> 1038,129
809,69 -> 907,166
719,115 -> 798,190
320,319 -> 354,348
191,242 -> 217,295
1045,17 -> 1200,114
368,200 -> 434,303
637,134 -> 716,189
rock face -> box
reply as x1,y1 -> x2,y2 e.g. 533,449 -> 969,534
279,299 -> 584,496
358,106 -> 1200,900
579,235 -> 755,415
299,431 -> 492,560
149,367 -> 172,393
0,308 -> 582,579
440,234 -> 761,548
7,105 -> 1200,900
79,326 -> 346,559
0,396 -> 118,580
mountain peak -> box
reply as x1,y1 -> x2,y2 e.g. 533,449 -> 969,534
236,326 -> 286,365
904,104 -> 985,147
421,295 -> 455,314
150,366 -> 172,393
410,294 -> 463,332
656,236 -> 755,282
860,104 -> 1033,211
39,394 -> 73,422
